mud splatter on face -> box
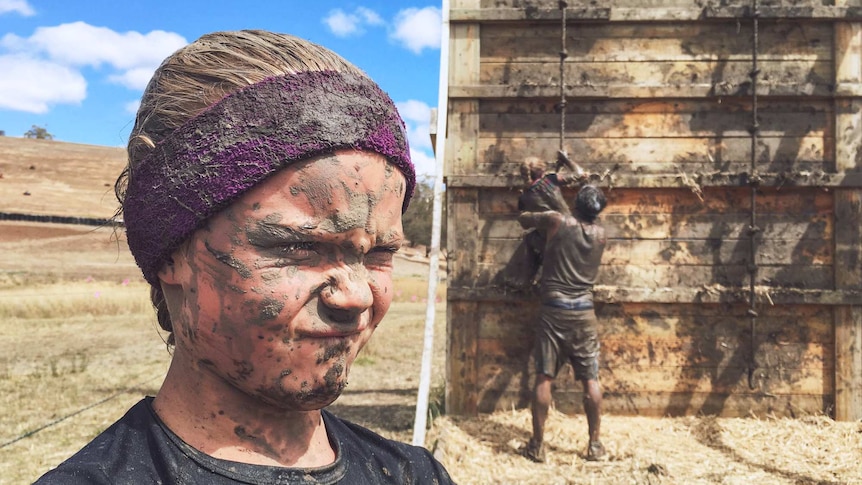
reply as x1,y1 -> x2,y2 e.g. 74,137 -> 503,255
233,360 -> 254,381
204,241 -> 252,278
246,213 -> 313,248
257,297 -> 285,323
325,183 -> 375,234
323,362 -> 346,390
316,340 -> 350,365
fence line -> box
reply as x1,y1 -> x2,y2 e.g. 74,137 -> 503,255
0,211 -> 123,227
0,375 -> 161,450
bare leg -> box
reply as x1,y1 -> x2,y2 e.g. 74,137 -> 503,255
582,378 -> 602,443
531,374 -> 553,446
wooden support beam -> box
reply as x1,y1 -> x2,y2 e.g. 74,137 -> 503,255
833,19 -> 862,422
450,6 -> 862,23
446,0 -> 482,416
448,285 -> 862,306
449,83 -> 832,99
445,172 -> 862,189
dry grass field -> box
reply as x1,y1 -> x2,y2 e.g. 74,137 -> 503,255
1,138 -> 861,484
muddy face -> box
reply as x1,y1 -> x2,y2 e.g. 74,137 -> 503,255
159,150 -> 405,411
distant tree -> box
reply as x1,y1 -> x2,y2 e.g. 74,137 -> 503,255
402,176 -> 447,249
0,130 -> 5,136
24,125 -> 53,140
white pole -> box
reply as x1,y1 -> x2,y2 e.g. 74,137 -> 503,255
412,0 -> 451,447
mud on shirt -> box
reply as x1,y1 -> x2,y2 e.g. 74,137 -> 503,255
35,397 -> 454,485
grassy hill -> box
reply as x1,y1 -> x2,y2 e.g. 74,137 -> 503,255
0,136 -> 126,219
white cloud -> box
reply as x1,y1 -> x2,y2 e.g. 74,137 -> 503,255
323,7 -> 384,38
0,22 -> 185,113
0,55 -> 85,113
410,148 -> 437,179
124,100 -> 141,115
4,22 -> 185,70
391,7 -> 441,54
357,7 -> 383,26
0,0 -> 34,16
109,67 -> 158,90
397,99 -> 433,151
397,99 -> 432,125
323,9 -> 361,37
396,99 -> 437,177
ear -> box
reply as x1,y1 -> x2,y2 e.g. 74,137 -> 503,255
157,243 -> 188,285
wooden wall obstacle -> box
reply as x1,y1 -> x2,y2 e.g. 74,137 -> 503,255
443,0 -> 862,420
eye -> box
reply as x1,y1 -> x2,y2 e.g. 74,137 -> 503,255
276,242 -> 319,262
365,246 -> 398,268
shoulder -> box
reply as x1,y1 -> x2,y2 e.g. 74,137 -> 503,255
34,399 -> 162,484
323,410 -> 454,483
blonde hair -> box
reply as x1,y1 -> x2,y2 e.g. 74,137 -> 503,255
520,156 -> 549,185
116,30 -> 367,344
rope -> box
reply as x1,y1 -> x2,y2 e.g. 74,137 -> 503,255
746,0 -> 762,391
559,1 -> 568,153
0,375 -> 161,449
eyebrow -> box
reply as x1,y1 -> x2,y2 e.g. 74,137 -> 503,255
245,219 -> 317,247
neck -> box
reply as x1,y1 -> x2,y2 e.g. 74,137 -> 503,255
152,350 -> 336,468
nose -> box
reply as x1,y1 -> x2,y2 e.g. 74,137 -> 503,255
319,265 -> 373,323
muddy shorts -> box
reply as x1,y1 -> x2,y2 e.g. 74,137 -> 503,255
534,303 -> 600,381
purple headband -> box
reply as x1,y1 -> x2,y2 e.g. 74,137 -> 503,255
124,70 -> 414,286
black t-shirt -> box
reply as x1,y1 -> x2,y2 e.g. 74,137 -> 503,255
35,398 -> 454,484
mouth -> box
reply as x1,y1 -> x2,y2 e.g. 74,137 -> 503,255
295,320 -> 370,341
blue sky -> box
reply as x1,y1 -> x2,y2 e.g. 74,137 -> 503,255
0,0 -> 442,177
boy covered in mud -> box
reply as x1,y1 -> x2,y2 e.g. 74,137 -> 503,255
518,185 -> 608,463
36,30 -> 453,484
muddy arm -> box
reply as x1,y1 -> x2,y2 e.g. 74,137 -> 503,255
555,150 -> 586,185
518,210 -> 561,231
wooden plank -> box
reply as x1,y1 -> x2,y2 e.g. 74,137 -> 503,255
836,22 -> 862,172
476,361 -> 831,395
478,235 -> 832,266
480,60 -> 831,94
479,213 -> 832,246
834,21 -> 862,421
475,135 -> 830,169
597,263 -> 832,289
445,2 -> 480,417
446,172 -> 862,188
834,190 -> 862,420
471,259 -> 834,293
478,0 -> 853,7
834,307 -> 862,421
834,190 -> 862,289
477,100 -> 831,139
552,391 -> 830,417
600,187 -> 833,215
448,300 -> 481,416
447,101 -> 480,175
453,6 -> 862,22
450,82 -> 829,98
475,302 -> 834,342
478,336 -> 831,370
481,22 -> 833,62
447,188 -> 480,287
472,260 -> 834,292
449,285 -> 862,306
478,185 -> 834,216
452,0 -> 479,8
446,19 -> 480,176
